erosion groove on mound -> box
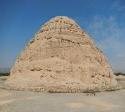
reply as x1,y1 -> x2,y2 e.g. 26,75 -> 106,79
5,16 -> 117,92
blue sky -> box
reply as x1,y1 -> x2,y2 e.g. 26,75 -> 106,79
0,0 -> 125,73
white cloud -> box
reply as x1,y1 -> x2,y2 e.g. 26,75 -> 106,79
87,16 -> 125,73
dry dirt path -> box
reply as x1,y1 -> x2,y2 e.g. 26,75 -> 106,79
0,77 -> 125,112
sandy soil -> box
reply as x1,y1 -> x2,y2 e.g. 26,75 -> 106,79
0,76 -> 125,112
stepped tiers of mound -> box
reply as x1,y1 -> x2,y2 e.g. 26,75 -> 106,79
6,16 -> 117,92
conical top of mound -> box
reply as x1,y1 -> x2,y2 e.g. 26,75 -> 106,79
6,16 -> 117,92
34,16 -> 85,41
41,16 -> 81,31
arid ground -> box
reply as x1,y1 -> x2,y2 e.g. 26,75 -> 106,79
0,76 -> 125,112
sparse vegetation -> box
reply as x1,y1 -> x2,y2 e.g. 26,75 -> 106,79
0,72 -> 10,76
115,72 -> 125,76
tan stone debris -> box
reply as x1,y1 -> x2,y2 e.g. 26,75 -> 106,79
5,16 -> 117,92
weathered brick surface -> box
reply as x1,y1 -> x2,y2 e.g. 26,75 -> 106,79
5,16 -> 117,92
